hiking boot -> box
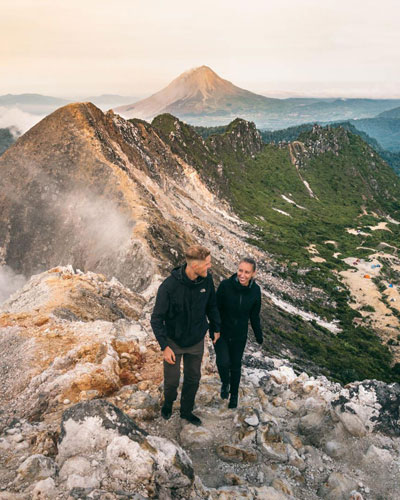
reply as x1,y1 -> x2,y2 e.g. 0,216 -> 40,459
161,403 -> 173,420
180,412 -> 202,426
228,395 -> 238,409
220,383 -> 230,399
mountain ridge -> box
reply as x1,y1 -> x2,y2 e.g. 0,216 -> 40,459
2,103 -> 400,385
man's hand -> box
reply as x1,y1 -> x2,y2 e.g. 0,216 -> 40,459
213,332 -> 220,344
163,346 -> 176,364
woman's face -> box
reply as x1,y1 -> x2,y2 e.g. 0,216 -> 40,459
237,261 -> 256,286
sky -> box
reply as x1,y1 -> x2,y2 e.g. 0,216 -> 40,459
1,0 -> 400,98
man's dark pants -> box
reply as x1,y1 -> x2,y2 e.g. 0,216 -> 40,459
214,335 -> 247,397
163,337 -> 204,415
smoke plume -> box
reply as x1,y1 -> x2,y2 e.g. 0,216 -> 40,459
0,266 -> 27,305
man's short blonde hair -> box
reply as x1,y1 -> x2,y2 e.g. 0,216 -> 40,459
185,245 -> 210,263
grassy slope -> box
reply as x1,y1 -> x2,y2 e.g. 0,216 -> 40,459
153,115 -> 400,384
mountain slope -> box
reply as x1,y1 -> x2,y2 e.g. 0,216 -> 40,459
377,106 -> 400,119
2,105 -> 400,384
350,116 -> 400,152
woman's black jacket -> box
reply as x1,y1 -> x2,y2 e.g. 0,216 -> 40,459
214,273 -> 262,343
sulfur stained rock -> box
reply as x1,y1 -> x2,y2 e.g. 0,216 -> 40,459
216,444 -> 258,463
272,477 -> 294,496
17,454 -> 58,483
258,424 -> 288,463
180,425 -> 214,448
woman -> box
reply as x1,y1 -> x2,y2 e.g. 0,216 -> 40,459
214,258 -> 263,408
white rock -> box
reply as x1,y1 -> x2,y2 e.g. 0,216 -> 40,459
364,444 -> 393,464
335,411 -> 367,437
66,473 -> 100,489
244,415 -> 259,427
269,366 -> 297,385
32,478 -> 57,499
57,416 -> 116,463
59,456 -> 92,480
146,435 -> 194,488
106,435 -> 153,483
0,438 -> 10,450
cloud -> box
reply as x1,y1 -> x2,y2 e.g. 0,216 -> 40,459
0,106 -> 43,134
0,265 -> 27,304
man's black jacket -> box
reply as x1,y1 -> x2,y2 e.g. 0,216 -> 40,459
214,273 -> 262,343
151,265 -> 221,350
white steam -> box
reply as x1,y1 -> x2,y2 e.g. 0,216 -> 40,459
0,266 -> 27,305
0,106 -> 44,134
61,192 -> 133,259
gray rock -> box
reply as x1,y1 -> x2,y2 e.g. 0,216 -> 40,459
318,472 -> 358,499
60,399 -> 147,444
363,444 -> 393,464
17,454 -> 58,483
325,440 -> 346,459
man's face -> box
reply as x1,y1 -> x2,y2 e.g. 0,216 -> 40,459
237,261 -> 256,286
193,255 -> 212,278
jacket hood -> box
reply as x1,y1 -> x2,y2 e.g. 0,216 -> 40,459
229,273 -> 255,291
171,264 -> 207,288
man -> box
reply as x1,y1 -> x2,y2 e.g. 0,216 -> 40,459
151,245 -> 221,426
213,258 -> 263,409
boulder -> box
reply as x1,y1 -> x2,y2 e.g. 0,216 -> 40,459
57,399 -> 195,497
318,472 -> 358,499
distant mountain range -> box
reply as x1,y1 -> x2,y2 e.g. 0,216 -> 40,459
2,68 -> 400,151
349,107 -> 400,152
0,94 -> 71,115
0,93 -> 138,115
116,66 -> 400,129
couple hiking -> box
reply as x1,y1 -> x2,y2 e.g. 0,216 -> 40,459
150,245 -> 263,426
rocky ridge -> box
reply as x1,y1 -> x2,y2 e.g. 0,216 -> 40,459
1,267 -> 400,499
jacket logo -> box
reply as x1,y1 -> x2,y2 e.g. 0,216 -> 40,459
200,288 -> 206,293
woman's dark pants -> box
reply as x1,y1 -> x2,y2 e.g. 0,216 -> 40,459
214,335 -> 247,396
163,337 -> 204,415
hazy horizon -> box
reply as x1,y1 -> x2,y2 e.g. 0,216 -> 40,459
1,0 -> 400,99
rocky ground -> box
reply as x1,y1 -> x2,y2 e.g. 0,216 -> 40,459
0,267 -> 400,499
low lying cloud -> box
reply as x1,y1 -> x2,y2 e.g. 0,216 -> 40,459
0,106 -> 43,135
0,266 -> 27,305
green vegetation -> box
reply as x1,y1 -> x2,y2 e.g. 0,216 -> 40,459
0,128 -> 15,155
192,124 -> 227,139
155,114 -> 400,384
